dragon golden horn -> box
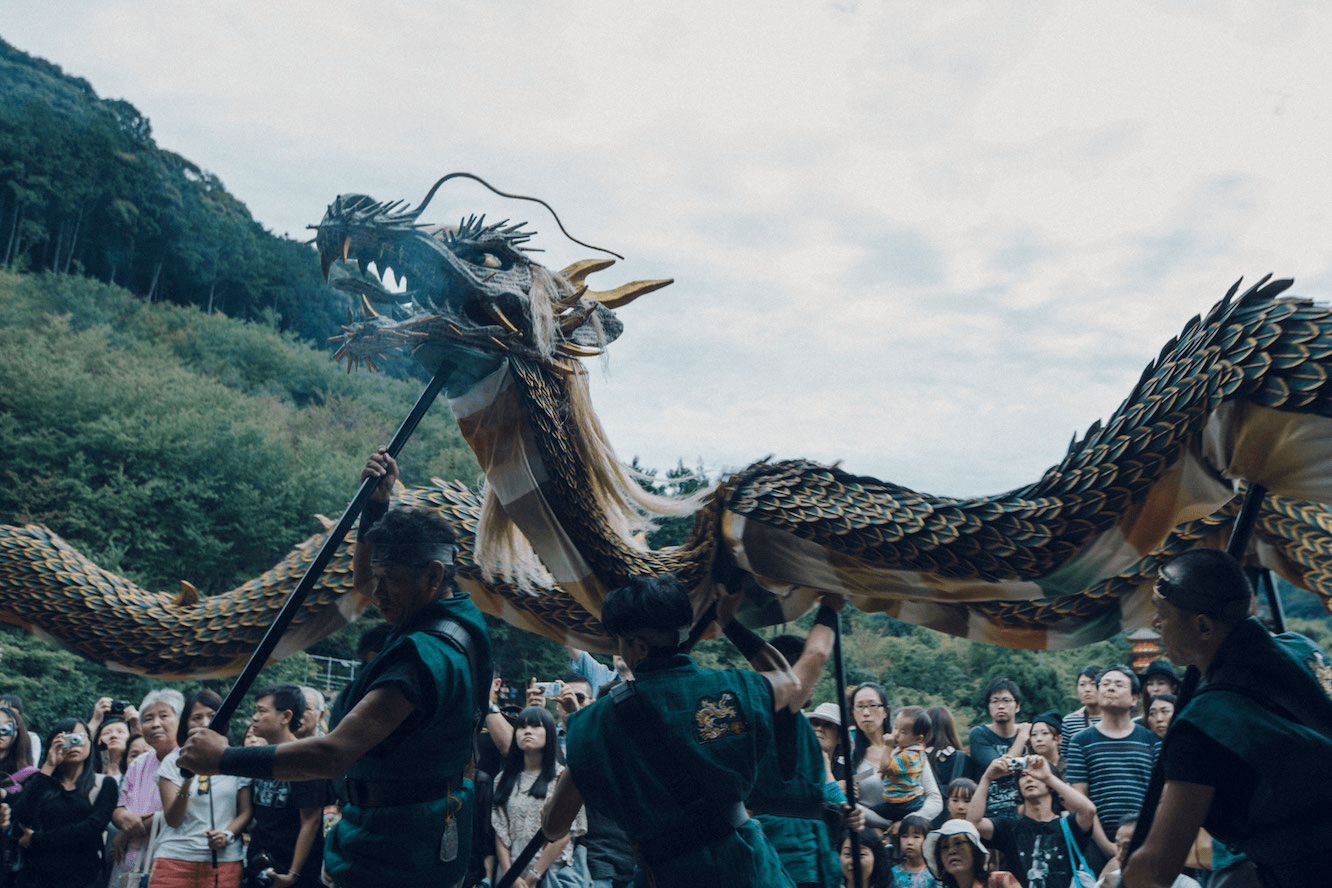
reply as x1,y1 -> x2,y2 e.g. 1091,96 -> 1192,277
588,278 -> 674,310
560,258 -> 617,289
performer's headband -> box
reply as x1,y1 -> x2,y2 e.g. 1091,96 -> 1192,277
369,541 -> 456,570
1155,562 -> 1249,623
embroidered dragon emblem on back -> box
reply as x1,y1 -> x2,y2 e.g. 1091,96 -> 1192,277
694,691 -> 749,743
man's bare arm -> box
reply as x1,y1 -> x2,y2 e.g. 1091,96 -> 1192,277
541,769 -> 585,841
1122,781 -> 1214,888
179,686 -> 413,780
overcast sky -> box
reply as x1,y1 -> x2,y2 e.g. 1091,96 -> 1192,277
7,1 -> 1332,497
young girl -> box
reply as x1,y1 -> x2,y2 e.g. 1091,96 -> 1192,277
934,778 -> 976,828
891,814 -> 941,887
492,706 -> 587,887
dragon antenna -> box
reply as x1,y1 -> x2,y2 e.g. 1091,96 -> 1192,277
412,172 -> 625,261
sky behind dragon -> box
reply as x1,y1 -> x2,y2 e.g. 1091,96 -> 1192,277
8,1 -> 1332,497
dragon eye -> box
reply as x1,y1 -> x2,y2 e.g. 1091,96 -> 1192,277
478,253 -> 502,269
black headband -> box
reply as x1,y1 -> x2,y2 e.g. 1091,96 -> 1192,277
1156,565 -> 1249,622
369,541 -> 456,569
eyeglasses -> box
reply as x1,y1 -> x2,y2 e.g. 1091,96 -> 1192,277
573,693 -> 588,704
989,696 -> 1017,705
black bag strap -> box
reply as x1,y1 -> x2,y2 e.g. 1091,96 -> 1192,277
417,614 -> 489,720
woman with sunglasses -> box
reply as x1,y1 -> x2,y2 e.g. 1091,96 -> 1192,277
0,707 -> 35,801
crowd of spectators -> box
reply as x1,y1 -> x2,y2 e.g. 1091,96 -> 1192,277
0,631 -> 1222,888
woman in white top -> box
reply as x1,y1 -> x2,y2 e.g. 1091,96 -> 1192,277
492,706 -> 587,888
150,689 -> 252,888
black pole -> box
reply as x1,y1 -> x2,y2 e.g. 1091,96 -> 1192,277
831,610 -> 862,888
495,832 -> 545,888
1226,481 -> 1281,632
209,364 -> 452,732
1225,482 -> 1267,560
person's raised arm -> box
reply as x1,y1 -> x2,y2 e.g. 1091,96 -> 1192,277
968,756 -> 1008,840
541,769 -> 585,842
1028,755 -> 1095,831
486,677 -> 514,758
178,685 -> 413,781
714,587 -> 800,712
1005,721 -> 1032,757
353,447 -> 397,598
788,594 -> 844,699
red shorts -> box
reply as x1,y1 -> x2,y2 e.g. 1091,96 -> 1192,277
146,857 -> 243,888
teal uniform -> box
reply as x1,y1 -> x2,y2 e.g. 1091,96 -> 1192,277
324,594 -> 492,888
748,712 -> 839,888
1164,619 -> 1332,884
564,654 -> 796,888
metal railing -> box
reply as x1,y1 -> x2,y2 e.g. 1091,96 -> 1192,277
308,654 -> 359,695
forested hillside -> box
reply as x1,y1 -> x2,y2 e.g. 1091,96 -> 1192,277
0,271 -> 490,728
0,37 -> 348,346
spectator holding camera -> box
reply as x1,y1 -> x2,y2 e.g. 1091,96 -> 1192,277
968,678 -> 1029,820
10,717 -> 118,888
968,753 -> 1096,888
0,706 -> 36,800
88,696 -> 140,742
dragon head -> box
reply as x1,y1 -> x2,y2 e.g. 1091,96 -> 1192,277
313,179 -> 670,390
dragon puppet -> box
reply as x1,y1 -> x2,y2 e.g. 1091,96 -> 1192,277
4,175 -> 1332,678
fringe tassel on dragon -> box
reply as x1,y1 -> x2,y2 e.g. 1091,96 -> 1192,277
5,177 -> 1332,678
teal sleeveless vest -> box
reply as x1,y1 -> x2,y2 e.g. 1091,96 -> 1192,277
324,595 -> 492,888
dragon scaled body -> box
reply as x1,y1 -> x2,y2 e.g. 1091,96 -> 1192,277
4,179 -> 1332,676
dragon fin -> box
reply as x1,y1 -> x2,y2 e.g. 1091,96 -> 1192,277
174,580 -> 201,608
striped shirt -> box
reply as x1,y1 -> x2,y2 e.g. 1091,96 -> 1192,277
1059,708 -> 1100,754
1064,723 -> 1160,832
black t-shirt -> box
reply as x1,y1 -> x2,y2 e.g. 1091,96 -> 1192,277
988,813 -> 1091,888
248,777 -> 334,888
969,724 -> 1021,818
1161,720 -> 1258,844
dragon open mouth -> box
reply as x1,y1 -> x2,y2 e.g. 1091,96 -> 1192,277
312,188 -> 668,379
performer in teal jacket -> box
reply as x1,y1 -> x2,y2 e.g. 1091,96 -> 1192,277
541,574 -> 802,888
749,627 -> 846,888
1124,549 -> 1332,888
182,448 -> 491,888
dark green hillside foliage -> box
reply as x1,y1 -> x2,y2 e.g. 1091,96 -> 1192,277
0,273 -> 479,595
0,38 -> 354,349
0,272 -> 485,732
